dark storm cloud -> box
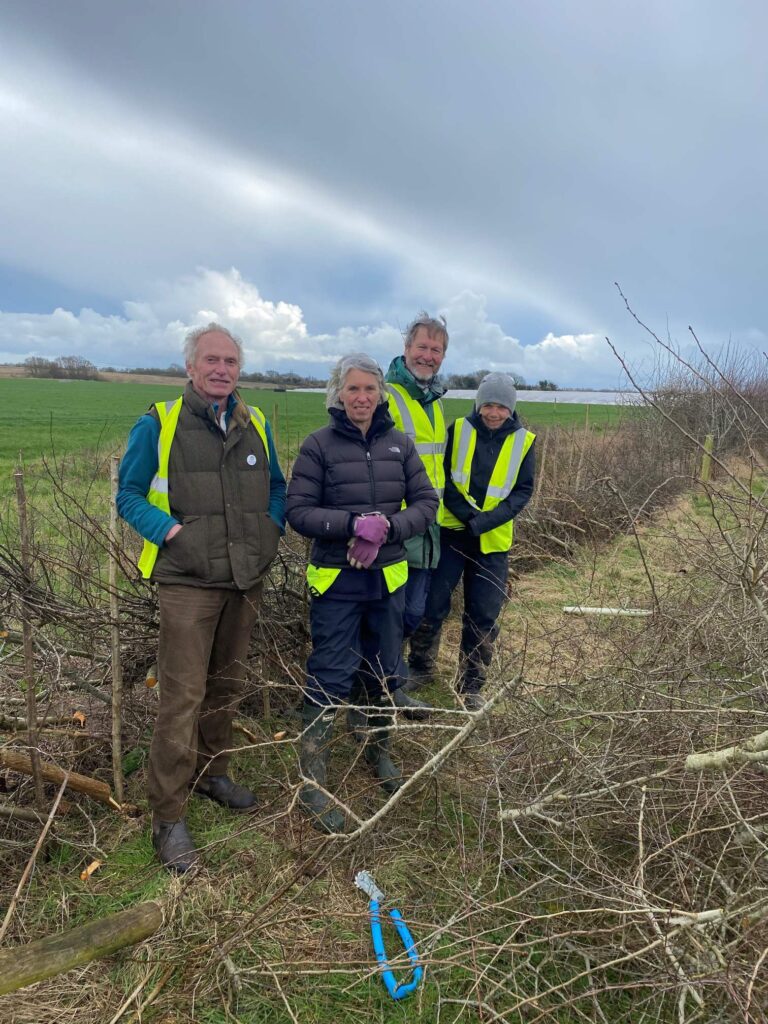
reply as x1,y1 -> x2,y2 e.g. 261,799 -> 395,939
0,0 -> 765,382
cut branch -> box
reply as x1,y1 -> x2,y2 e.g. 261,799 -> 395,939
686,729 -> 768,771
0,749 -> 121,808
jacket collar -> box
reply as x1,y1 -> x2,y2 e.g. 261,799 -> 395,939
468,407 -> 522,440
184,381 -> 238,429
329,402 -> 394,441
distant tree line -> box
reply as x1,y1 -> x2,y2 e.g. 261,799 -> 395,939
112,364 -> 187,377
239,369 -> 327,387
24,355 -> 100,380
445,369 -> 558,391
116,365 -> 327,387
23,357 -> 558,392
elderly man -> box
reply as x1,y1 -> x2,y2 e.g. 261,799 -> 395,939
117,323 -> 286,872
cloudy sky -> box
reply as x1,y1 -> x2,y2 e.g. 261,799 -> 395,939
0,1 -> 765,387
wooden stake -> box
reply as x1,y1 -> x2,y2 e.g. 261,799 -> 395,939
700,433 -> 714,483
13,463 -> 45,810
109,455 -> 124,803
0,901 -> 163,996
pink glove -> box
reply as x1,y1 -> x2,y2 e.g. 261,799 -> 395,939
353,513 -> 390,546
347,536 -> 382,569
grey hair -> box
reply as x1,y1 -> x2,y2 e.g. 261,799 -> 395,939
184,322 -> 244,366
403,311 -> 449,351
326,353 -> 387,410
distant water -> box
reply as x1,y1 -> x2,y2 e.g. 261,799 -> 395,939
294,387 -> 637,406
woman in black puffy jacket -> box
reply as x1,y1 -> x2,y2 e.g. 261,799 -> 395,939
287,353 -> 438,833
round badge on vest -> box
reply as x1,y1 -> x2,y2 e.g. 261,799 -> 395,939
247,454 -> 257,466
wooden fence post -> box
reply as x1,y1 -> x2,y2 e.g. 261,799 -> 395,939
13,463 -> 45,810
700,434 -> 714,483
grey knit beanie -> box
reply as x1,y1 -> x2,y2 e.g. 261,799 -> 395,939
475,372 -> 517,413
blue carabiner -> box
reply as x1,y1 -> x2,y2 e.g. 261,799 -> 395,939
369,898 -> 423,1000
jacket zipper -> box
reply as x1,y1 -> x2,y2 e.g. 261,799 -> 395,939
365,447 -> 376,506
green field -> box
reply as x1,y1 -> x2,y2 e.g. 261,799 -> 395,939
1,378 -> 632,473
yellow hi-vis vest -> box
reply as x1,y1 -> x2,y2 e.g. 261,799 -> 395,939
385,383 -> 446,522
442,418 -> 535,554
305,560 -> 408,597
137,397 -> 270,579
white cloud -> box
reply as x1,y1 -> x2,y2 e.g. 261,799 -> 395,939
442,291 -> 612,385
0,267 -> 622,385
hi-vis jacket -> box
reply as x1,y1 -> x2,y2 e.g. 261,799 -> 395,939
117,383 -> 285,589
442,411 -> 535,553
385,382 -> 447,522
384,355 -> 447,569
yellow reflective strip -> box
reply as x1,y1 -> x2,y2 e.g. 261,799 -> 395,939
386,385 -> 415,438
452,418 -> 476,487
306,564 -> 342,596
382,560 -> 408,593
247,405 -> 270,464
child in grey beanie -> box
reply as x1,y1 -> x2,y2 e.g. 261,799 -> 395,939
474,372 -> 518,413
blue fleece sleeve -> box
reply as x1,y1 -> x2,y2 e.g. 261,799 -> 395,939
116,414 -> 180,545
264,421 -> 287,532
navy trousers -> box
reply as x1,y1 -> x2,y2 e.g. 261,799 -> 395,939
305,587 -> 406,707
421,528 -> 509,692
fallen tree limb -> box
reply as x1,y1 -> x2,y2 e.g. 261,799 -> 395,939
562,606 -> 653,617
686,728 -> 768,771
0,901 -> 163,996
0,748 -> 121,809
500,768 -> 673,822
0,802 -> 47,824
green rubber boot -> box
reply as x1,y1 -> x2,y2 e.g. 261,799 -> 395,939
298,703 -> 345,833
363,703 -> 403,795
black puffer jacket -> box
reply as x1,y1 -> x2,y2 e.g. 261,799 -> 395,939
287,404 -> 439,569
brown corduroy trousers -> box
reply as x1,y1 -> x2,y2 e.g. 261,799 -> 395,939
147,583 -> 263,821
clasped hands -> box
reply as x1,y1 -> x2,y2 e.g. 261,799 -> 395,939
347,513 -> 390,569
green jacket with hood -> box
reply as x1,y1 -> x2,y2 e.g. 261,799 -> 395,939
385,355 -> 447,569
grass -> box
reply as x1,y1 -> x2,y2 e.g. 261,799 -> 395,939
2,378 -> 632,476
